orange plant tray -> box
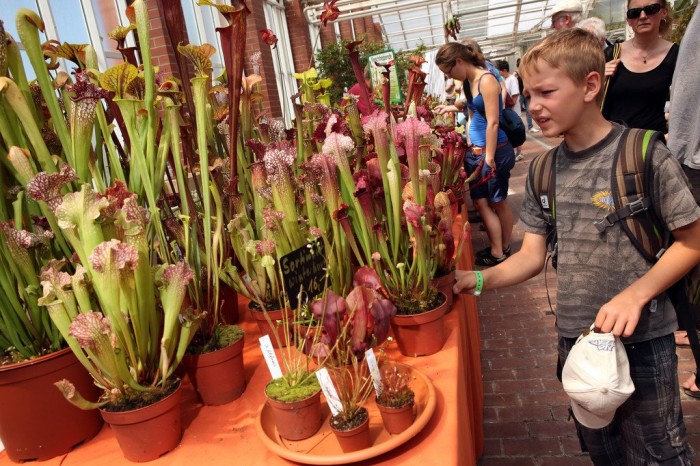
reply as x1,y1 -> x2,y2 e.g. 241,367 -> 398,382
255,362 -> 436,465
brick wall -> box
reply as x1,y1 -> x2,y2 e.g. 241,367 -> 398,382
284,0 -> 314,71
141,1 -> 383,119
244,1 -> 281,118
147,1 -> 178,76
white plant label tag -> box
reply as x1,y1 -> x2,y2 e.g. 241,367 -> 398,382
259,335 -> 283,380
315,367 -> 342,417
365,348 -> 382,396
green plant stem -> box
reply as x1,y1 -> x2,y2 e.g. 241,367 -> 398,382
15,9 -> 72,161
0,78 -> 57,174
164,99 -> 190,218
5,29 -> 39,126
191,75 -> 214,311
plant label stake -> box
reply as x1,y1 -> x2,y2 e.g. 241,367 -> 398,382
259,335 -> 283,379
315,368 -> 342,416
365,348 -> 383,396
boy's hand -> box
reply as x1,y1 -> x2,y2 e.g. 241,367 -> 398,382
604,59 -> 620,78
454,270 -> 477,294
594,293 -> 644,338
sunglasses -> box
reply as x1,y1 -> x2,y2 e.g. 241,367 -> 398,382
626,3 -> 663,19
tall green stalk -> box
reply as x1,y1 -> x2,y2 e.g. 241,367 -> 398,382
15,9 -> 72,161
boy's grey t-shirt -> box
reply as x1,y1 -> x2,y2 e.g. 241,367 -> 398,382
520,123 -> 700,343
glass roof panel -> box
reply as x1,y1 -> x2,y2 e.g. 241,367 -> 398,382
303,0 -> 631,59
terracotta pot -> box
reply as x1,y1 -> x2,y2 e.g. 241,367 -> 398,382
432,269 -> 456,311
376,402 -> 414,435
182,335 -> 246,405
248,304 -> 293,348
330,408 -> 371,453
390,292 -> 448,357
265,387 -> 322,441
100,381 -> 182,462
219,285 -> 240,324
0,347 -> 103,462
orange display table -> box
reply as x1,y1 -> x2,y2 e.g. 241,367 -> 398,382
0,218 -> 483,466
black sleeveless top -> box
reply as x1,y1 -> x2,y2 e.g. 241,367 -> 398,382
602,43 -> 678,132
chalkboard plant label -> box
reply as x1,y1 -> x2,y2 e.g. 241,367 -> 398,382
280,240 -> 326,308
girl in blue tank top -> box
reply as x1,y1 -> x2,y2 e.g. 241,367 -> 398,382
434,41 -> 516,266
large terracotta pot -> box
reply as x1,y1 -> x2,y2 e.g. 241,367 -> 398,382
376,402 -> 414,435
0,347 -> 103,462
329,407 -> 371,453
100,381 -> 182,462
265,387 -> 322,441
182,335 -> 246,405
390,292 -> 448,357
248,304 -> 293,348
432,269 -> 456,311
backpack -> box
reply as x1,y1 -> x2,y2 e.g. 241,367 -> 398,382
530,128 -> 700,362
500,107 -> 527,147
474,103 -> 526,148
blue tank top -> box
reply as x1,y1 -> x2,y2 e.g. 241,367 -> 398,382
465,72 -> 508,147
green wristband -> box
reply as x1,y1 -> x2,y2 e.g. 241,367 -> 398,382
472,270 -> 484,297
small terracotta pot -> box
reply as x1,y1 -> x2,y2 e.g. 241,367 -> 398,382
248,304 -> 293,348
376,402 -> 414,434
0,347 -> 103,462
265,387 -> 322,441
390,292 -> 448,357
330,408 -> 371,453
182,335 -> 246,405
99,381 -> 182,462
432,269 -> 456,311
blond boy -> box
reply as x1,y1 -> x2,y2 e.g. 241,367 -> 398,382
454,29 -> 700,463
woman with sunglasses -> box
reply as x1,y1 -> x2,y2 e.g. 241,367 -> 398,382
601,0 -> 677,132
434,41 -> 515,266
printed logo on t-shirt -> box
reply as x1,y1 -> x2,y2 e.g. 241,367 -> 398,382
592,190 -> 615,211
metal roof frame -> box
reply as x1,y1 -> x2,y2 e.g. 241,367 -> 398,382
302,0 -> 631,60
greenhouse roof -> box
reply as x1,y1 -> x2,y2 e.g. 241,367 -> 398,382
303,0 -> 631,59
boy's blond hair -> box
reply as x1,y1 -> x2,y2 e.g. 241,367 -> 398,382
520,29 -> 605,104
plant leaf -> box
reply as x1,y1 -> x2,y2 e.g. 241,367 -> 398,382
99,62 -> 139,99
177,43 -> 215,77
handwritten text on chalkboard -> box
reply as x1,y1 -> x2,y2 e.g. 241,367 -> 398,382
280,240 -> 327,308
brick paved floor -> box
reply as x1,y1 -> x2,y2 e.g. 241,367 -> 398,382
472,131 -> 700,465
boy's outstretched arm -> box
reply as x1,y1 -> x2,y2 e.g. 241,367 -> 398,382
453,232 -> 547,294
595,218 -> 700,338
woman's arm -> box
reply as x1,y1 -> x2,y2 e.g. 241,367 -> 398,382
480,75 -> 501,169
434,99 -> 464,115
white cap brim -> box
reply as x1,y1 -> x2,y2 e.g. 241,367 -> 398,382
570,401 -> 615,429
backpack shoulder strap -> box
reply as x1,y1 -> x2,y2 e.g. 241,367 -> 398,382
528,147 -> 557,226
593,128 -> 668,263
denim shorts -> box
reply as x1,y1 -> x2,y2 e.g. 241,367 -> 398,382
464,142 -> 515,203
557,334 -> 691,465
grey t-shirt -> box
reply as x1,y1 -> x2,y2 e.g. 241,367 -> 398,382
669,9 -> 700,169
520,123 -> 700,343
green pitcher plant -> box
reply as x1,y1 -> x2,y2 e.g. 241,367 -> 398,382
33,175 -> 202,407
